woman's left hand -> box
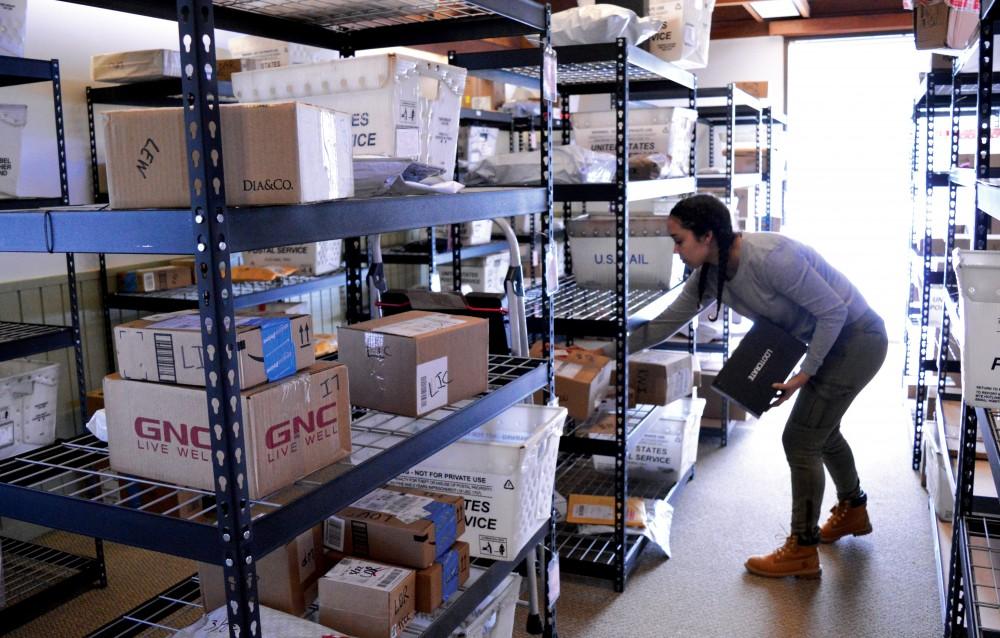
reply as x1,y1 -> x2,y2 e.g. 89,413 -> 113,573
771,372 -> 811,407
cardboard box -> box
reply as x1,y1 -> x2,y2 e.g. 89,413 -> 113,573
113,310 -> 314,388
566,494 -> 646,528
0,104 -> 27,198
571,107 -> 697,177
338,311 -> 488,417
567,215 -> 677,290
415,541 -> 470,613
228,35 -> 339,71
103,101 -> 354,209
735,81 -> 768,99
592,397 -> 705,477
614,350 -> 694,406
216,58 -> 242,82
915,1 -> 978,51
104,361 -> 351,499
117,265 -> 192,293
318,558 -> 415,638
0,0 -> 27,58
243,240 -> 343,276
324,487 -> 464,569
530,343 -> 613,422
168,257 -> 196,280
91,49 -> 180,82
438,251 -> 510,294
647,0 -> 714,69
199,526 -> 325,616
462,77 -> 504,111
232,54 -> 467,176
86,389 -> 104,415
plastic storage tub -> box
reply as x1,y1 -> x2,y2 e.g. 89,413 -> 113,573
567,215 -> 678,290
0,359 -> 60,452
455,573 -> 522,638
953,249 -> 1000,407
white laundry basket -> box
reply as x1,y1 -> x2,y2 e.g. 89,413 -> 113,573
953,249 -> 1000,408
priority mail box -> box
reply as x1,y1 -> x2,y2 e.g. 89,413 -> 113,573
113,310 -> 314,388
415,541 -> 470,613
117,265 -> 192,293
0,0 -> 26,58
104,361 -> 351,499
324,487 -> 464,569
232,54 -> 467,176
572,107 -> 697,177
567,215 -> 676,290
390,404 -> 566,560
103,101 -> 354,209
531,342 -> 613,422
318,558 -> 415,638
91,49 -> 180,83
612,350 -> 694,406
338,311 -> 488,417
592,397 -> 706,477
243,240 -> 343,276
199,525 -> 326,616
0,104 -> 26,198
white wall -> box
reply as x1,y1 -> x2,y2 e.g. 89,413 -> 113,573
694,36 -> 786,112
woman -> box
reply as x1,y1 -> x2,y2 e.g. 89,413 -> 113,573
631,194 -> 887,579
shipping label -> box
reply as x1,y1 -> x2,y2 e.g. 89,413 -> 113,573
377,313 -> 467,337
417,356 -> 450,413
351,488 -> 434,525
555,361 -> 583,378
328,558 -> 409,591
325,515 -> 346,552
571,502 -> 613,524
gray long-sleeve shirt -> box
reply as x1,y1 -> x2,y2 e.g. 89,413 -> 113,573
630,232 -> 871,376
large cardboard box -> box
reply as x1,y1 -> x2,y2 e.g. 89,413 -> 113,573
415,541 -> 470,613
318,558 -> 416,638
243,240 -> 343,276
232,54 -> 467,176
915,1 -> 978,51
647,0 -> 715,69
531,343 -> 613,422
117,265 -> 192,293
438,251 -> 510,294
199,526 -> 326,616
592,397 -> 706,477
104,361 -> 351,499
571,107 -> 697,177
113,310 -> 314,388
338,311 -> 488,418
324,487 -> 464,569
227,35 -> 339,71
567,215 -> 676,290
103,101 -> 354,209
0,0 -> 26,58
91,49 -> 180,82
0,104 -> 26,198
735,81 -> 768,99
613,350 -> 694,406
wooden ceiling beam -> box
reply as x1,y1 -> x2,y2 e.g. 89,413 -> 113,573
766,12 -> 912,37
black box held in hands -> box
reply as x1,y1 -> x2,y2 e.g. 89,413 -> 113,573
711,318 -> 807,418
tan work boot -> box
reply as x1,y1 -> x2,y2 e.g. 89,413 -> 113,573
820,500 -> 872,543
744,535 -> 821,579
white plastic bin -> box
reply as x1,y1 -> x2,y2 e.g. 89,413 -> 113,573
455,573 -> 522,638
391,404 -> 566,560
593,397 -> 706,476
0,105 -> 27,198
954,249 -> 1000,407
0,359 -> 60,450
0,0 -> 27,58
567,215 -> 677,290
572,106 -> 697,177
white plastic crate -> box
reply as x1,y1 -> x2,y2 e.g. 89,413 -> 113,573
456,573 -> 521,638
954,249 -> 1000,407
391,404 -> 566,560
567,215 -> 676,290
593,397 -> 706,476
0,105 -> 27,198
0,359 -> 60,451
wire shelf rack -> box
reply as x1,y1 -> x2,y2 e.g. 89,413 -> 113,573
215,0 -> 493,32
0,321 -> 73,361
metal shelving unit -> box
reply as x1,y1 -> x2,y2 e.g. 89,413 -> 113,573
0,53 -> 105,633
453,39 -> 698,593
944,8 -> 1000,634
0,2 -> 559,637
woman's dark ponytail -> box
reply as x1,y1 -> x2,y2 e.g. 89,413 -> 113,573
669,194 -> 737,321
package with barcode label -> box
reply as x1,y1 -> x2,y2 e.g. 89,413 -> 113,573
338,310 -> 488,417
566,494 -> 647,528
324,487 -> 464,569
319,558 -> 416,638
529,341 -> 613,422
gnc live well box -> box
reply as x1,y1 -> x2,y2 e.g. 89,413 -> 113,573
104,361 -> 351,499
113,310 -> 314,388
103,101 -> 353,209
232,54 -> 467,176
318,558 -> 416,638
338,311 -> 488,418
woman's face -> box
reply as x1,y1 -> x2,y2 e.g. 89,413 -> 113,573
668,216 -> 714,268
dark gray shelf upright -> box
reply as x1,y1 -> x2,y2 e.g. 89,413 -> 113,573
0,3 -> 559,638
0,53 -> 105,634
452,39 -> 698,593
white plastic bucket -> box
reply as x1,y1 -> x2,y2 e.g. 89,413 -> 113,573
953,249 -> 1000,407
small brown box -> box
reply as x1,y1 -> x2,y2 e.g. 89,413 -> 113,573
415,541 -> 470,613
85,389 -> 104,415
612,350 -> 694,407
338,311 -> 489,417
216,58 -> 242,82
735,81 -> 768,99
318,558 -> 416,638
531,343 -> 613,422
117,265 -> 192,293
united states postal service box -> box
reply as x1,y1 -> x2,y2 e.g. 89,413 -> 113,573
390,404 -> 566,560
0,104 -> 27,198
647,0 -> 715,69
199,525 -> 326,617
113,310 -> 314,388
231,54 -> 467,176
567,215 -> 676,290
104,361 -> 351,499
592,397 -> 706,476
243,240 -> 343,276
571,107 -> 697,177
103,101 -> 353,209
323,487 -> 464,569
318,558 -> 416,638
338,311 -> 488,418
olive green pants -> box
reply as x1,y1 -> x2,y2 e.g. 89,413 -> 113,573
782,309 -> 888,538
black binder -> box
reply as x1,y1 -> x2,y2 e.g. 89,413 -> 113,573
711,318 -> 808,418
